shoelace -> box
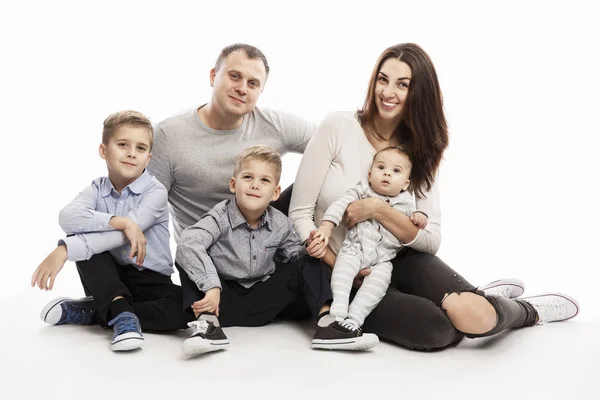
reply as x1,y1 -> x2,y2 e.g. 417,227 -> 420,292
337,319 -> 359,332
532,299 -> 565,323
113,315 -> 139,334
188,319 -> 210,336
65,306 -> 89,324
498,287 -> 512,299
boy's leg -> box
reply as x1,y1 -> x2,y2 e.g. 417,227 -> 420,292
122,266 -> 195,332
347,261 -> 393,327
329,251 -> 363,321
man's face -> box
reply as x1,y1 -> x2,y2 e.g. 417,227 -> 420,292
210,51 -> 267,119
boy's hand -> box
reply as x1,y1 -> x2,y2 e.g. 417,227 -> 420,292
123,220 -> 147,266
192,288 -> 221,317
31,245 -> 68,291
410,212 -> 428,229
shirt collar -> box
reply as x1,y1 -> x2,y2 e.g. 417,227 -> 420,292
227,198 -> 273,230
99,170 -> 151,197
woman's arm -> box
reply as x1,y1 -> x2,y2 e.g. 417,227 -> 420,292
345,173 -> 442,254
289,113 -> 342,243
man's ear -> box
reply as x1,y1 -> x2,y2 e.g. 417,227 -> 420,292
229,177 -> 236,193
210,68 -> 216,87
271,185 -> 281,201
99,143 -> 106,160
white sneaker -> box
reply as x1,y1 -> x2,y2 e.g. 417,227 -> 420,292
479,278 -> 525,298
521,293 -> 580,324
182,320 -> 229,357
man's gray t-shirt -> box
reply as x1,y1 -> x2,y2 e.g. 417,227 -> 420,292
148,106 -> 315,241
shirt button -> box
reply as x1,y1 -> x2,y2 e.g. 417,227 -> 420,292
251,234 -> 255,239
119,201 -> 124,204
253,255 -> 257,260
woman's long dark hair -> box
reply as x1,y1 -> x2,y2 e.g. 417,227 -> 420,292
358,43 -> 448,197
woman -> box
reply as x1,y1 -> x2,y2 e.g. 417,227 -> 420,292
289,43 -> 579,350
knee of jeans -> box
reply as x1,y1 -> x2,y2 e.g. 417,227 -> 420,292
404,313 -> 464,351
445,291 -> 498,337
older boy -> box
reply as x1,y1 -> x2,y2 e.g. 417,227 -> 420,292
175,146 -> 333,357
31,110 -> 192,352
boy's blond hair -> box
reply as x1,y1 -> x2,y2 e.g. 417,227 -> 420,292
234,145 -> 282,183
102,110 -> 154,150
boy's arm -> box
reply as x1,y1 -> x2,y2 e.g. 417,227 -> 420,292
274,220 -> 307,264
60,184 -> 168,262
59,182 -> 115,234
175,214 -> 223,293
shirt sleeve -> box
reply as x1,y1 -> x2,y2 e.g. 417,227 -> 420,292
147,125 -> 174,193
58,182 -> 114,235
126,184 -> 168,231
274,219 -> 307,264
322,181 -> 366,226
401,173 -> 442,254
58,182 -> 168,262
270,109 -> 317,153
289,113 -> 342,243
175,212 -> 223,292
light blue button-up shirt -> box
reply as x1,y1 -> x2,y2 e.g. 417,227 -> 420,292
59,170 -> 174,276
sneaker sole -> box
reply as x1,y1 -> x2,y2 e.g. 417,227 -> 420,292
182,338 -> 230,357
312,335 -> 379,351
479,278 -> 525,298
111,332 -> 144,352
40,297 -> 70,324
520,292 -> 580,321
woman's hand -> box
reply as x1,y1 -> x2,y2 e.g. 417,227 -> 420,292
344,198 -> 384,228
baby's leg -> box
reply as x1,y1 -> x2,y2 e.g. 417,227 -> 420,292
348,261 -> 393,326
330,250 -> 363,321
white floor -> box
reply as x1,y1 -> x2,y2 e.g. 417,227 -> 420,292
3,290 -> 598,400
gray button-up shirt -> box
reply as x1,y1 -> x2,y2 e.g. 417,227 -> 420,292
58,171 -> 174,276
176,199 -> 306,292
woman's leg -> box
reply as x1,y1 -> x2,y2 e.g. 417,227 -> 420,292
390,248 -> 539,339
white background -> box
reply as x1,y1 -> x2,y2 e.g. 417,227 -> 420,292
1,0 -> 599,325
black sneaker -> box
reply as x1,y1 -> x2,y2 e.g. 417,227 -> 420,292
40,296 -> 97,325
312,320 -> 379,351
182,319 -> 229,357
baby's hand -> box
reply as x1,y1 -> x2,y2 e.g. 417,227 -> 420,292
410,212 -> 428,229
307,228 -> 329,259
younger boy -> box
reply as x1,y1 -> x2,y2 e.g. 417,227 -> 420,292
175,145 -> 333,357
31,110 -> 192,352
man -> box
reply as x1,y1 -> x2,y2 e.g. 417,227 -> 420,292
148,43 -> 315,241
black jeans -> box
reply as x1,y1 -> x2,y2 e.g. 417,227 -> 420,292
277,184 -> 538,351
177,255 -> 333,327
76,252 -> 193,332
360,248 -> 538,350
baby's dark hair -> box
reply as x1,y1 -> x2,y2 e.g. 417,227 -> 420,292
372,147 -> 412,166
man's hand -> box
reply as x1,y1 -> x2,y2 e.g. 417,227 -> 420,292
410,212 -> 428,229
31,245 -> 68,291
353,267 -> 372,288
192,287 -> 221,316
344,198 -> 382,228
123,220 -> 147,266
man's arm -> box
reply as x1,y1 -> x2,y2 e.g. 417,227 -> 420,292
146,125 -> 174,193
175,214 -> 223,292
269,109 -> 316,153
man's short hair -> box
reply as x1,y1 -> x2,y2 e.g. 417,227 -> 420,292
215,43 -> 270,76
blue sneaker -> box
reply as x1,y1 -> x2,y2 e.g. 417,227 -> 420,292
107,311 -> 144,351
40,296 -> 96,325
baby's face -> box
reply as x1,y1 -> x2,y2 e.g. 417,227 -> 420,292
368,150 -> 411,196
